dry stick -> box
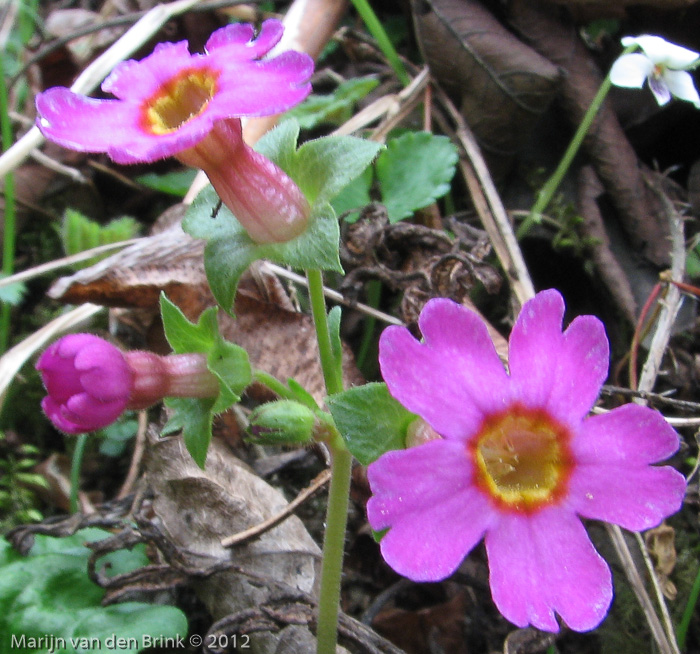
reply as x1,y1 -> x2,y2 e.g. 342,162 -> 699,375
431,84 -> 535,308
0,0 -> 200,179
221,469 -> 331,547
117,410 -> 149,500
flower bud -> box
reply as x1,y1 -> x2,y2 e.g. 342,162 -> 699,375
247,400 -> 317,445
36,334 -> 133,435
37,335 -> 222,434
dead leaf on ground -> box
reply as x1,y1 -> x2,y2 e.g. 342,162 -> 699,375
410,0 -> 561,181
372,591 -> 471,654
645,523 -> 678,600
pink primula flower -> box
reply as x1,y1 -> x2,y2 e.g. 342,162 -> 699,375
367,290 -> 686,632
37,334 -> 220,434
35,20 -> 314,243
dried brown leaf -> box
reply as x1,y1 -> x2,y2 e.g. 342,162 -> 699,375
411,0 -> 561,180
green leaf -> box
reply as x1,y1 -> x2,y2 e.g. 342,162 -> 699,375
159,294 -> 251,467
327,382 -> 416,465
283,76 -> 380,130
0,528 -> 187,653
330,166 -> 373,223
163,397 -> 215,469
287,379 -> 320,411
61,209 -> 140,269
375,132 -> 458,222
0,276 -> 26,306
185,185 -> 342,312
136,168 -> 198,196
328,305 -> 343,364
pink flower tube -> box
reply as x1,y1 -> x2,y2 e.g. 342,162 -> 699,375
37,334 -> 219,434
35,20 -> 314,243
367,290 -> 686,632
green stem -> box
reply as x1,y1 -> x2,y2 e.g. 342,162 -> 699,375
315,443 -> 352,654
252,369 -> 298,401
306,269 -> 351,654
307,270 -> 343,396
0,52 -> 16,353
517,44 -> 637,239
676,560 -> 700,651
69,434 -> 88,514
350,0 -> 411,87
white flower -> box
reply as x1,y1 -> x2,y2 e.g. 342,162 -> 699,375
610,35 -> 700,107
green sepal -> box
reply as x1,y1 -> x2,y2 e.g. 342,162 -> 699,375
326,382 -> 416,465
287,378 -> 320,411
182,120 -> 383,313
159,293 -> 252,467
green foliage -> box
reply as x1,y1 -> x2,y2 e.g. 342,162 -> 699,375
0,528 -> 187,653
0,276 -> 26,307
326,382 -> 415,465
98,415 -> 138,457
61,209 -> 140,269
159,294 -> 252,467
332,131 -> 458,222
0,433 -> 46,531
182,120 -> 382,311
136,169 -> 198,197
283,76 -> 380,130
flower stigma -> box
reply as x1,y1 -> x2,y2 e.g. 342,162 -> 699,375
472,404 -> 573,512
143,68 -> 219,134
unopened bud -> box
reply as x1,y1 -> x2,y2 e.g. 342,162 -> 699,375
247,400 -> 317,445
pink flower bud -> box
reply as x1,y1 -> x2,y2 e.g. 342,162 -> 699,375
36,334 -> 133,435
37,335 -> 221,434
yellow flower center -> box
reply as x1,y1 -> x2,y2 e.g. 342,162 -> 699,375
471,404 -> 573,513
142,68 -> 219,135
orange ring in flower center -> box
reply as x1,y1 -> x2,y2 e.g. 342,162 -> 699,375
142,68 -> 220,135
470,404 -> 573,513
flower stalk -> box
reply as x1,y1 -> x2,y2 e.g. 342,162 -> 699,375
306,269 -> 351,654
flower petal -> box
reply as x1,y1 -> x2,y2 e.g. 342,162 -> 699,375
610,53 -> 654,88
629,35 -> 699,69
486,508 -> 612,632
41,397 -> 85,435
509,290 -> 608,425
102,41 -> 197,101
663,69 -> 700,106
569,464 -> 685,531
36,89 -> 144,155
367,439 -> 495,581
74,343 -> 132,403
649,75 -> 672,105
573,404 -> 680,465
63,393 -> 127,431
379,299 -> 508,441
205,19 -> 283,60
212,52 -> 313,116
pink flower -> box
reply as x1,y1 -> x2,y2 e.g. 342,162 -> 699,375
37,334 -> 220,434
35,20 -> 314,243
367,290 -> 686,632
37,334 -> 133,434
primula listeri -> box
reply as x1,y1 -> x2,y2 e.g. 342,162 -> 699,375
367,290 -> 686,632
37,334 -> 219,434
610,35 -> 700,107
35,20 -> 314,243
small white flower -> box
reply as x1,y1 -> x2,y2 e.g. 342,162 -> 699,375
610,35 -> 700,107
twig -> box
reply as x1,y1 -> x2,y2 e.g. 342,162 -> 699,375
0,239 -> 142,290
117,410 -> 148,500
431,83 -> 535,307
221,469 -> 331,547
